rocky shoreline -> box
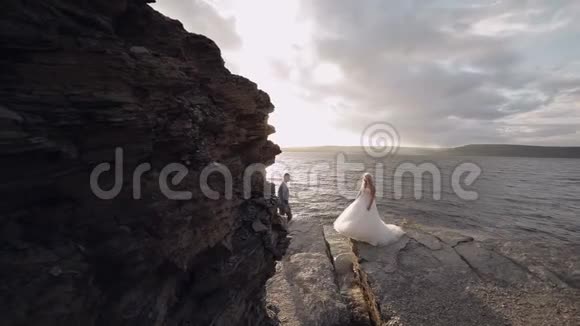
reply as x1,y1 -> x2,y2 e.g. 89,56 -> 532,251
2,1 -> 579,325
267,219 -> 579,326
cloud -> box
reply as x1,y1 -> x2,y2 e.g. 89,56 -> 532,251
150,0 -> 242,50
300,0 -> 580,146
152,0 -> 580,146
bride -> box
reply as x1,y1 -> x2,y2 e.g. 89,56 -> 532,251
334,173 -> 405,246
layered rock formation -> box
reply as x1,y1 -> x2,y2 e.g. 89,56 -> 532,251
0,0 -> 287,325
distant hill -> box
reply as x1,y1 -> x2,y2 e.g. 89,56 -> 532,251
282,144 -> 580,158
443,144 -> 580,158
282,146 -> 441,156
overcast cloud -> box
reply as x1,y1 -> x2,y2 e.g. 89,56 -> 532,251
153,0 -> 580,147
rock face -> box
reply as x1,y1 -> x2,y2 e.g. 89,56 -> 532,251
0,1 -> 286,325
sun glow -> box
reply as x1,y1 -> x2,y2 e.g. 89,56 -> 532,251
313,63 -> 344,85
199,0 -> 353,147
153,1 -> 580,148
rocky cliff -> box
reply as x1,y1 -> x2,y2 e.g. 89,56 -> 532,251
0,0 -> 287,325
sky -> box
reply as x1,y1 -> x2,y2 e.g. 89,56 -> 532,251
152,0 -> 580,148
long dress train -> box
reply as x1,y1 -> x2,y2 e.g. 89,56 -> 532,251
334,188 -> 404,246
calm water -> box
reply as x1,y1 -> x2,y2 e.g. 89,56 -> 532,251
267,152 -> 580,246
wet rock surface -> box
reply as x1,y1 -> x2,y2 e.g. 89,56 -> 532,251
0,1 -> 286,325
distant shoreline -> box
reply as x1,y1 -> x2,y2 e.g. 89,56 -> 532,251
281,144 -> 580,159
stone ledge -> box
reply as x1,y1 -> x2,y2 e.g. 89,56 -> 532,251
353,225 -> 580,326
272,222 -> 580,326
266,219 -> 350,326
323,225 -> 372,326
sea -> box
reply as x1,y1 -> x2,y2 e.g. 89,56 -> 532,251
267,151 -> 580,248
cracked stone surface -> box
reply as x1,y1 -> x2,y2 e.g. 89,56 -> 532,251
323,226 -> 372,325
354,226 -> 580,326
266,219 -> 350,326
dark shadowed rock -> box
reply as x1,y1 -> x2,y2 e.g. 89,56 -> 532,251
0,0 -> 286,325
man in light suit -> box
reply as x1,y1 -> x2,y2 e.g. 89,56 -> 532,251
277,173 -> 292,221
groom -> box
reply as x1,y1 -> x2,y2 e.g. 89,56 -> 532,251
278,173 -> 292,221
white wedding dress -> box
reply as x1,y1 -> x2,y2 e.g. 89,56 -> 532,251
334,188 -> 405,246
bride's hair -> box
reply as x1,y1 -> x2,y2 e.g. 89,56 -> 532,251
362,173 -> 376,210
